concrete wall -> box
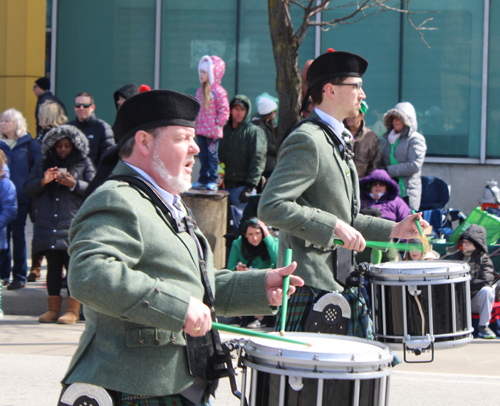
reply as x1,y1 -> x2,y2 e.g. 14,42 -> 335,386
422,163 -> 500,215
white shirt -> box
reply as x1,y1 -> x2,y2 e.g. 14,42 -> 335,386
123,161 -> 185,219
314,107 -> 346,136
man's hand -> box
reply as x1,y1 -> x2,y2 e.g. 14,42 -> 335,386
334,219 -> 366,252
390,212 -> 429,240
235,262 -> 249,271
239,186 -> 253,204
266,262 -> 304,306
183,296 -> 212,337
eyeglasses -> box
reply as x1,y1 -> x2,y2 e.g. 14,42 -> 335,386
371,181 -> 386,187
74,103 -> 92,109
335,82 -> 363,90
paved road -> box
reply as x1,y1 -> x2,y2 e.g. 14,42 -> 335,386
1,315 -> 499,406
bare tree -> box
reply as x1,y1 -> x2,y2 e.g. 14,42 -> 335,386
268,0 -> 437,141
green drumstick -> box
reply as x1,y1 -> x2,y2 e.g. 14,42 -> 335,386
333,239 -> 424,252
279,249 -> 293,336
212,322 -> 311,346
411,209 -> 424,237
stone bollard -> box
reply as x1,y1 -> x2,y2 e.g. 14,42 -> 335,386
182,189 -> 229,269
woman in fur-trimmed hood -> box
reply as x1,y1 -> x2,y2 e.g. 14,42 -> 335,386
380,102 -> 427,211
24,124 -> 95,324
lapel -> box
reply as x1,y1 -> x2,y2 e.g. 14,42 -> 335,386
111,161 -> 201,269
307,111 -> 353,203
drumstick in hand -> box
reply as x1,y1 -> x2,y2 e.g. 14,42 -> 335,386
280,249 -> 293,336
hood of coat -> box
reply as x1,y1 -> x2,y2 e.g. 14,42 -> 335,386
383,102 -> 418,135
42,124 -> 89,158
229,94 -> 252,126
359,169 -> 400,201
198,55 -> 226,87
113,84 -> 140,110
457,224 -> 489,254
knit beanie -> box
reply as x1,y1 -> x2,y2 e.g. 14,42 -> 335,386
257,93 -> 278,115
35,77 -> 50,91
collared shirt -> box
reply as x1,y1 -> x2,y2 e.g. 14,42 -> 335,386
123,161 -> 186,219
314,107 -> 346,136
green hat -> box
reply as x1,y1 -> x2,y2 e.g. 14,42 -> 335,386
359,100 -> 368,115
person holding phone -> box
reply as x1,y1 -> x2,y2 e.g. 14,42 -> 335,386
24,124 -> 95,324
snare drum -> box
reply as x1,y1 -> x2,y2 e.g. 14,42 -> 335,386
368,260 -> 473,352
239,332 -> 393,406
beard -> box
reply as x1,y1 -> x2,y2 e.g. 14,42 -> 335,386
152,143 -> 192,194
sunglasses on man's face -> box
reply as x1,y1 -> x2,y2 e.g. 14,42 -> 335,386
74,103 -> 92,109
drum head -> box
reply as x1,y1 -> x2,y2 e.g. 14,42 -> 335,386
243,333 -> 393,378
369,260 -> 470,282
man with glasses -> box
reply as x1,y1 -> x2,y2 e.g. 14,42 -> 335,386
33,77 -> 67,136
69,92 -> 115,166
259,49 -> 428,333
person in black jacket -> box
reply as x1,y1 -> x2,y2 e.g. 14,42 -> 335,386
446,224 -> 498,339
68,92 -> 115,166
33,77 -> 67,136
24,124 -> 95,324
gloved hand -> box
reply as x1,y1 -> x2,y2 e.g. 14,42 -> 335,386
239,185 -> 254,204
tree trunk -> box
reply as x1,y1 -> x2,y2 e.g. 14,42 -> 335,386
268,0 -> 302,144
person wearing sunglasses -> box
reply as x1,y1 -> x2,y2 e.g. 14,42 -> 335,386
68,92 -> 115,166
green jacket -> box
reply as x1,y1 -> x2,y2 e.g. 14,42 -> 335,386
227,234 -> 279,271
258,111 -> 394,292
63,161 -> 273,396
219,95 -> 267,187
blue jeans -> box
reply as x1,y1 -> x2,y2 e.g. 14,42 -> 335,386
227,186 -> 247,211
0,202 -> 29,283
196,136 -> 219,184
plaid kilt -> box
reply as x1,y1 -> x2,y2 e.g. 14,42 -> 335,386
274,285 -> 374,339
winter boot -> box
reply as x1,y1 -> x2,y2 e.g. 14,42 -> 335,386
57,296 -> 81,324
27,252 -> 43,282
38,296 -> 62,323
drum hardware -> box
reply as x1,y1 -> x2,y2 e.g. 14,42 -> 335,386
304,291 -> 351,334
369,260 -> 474,360
403,334 -> 435,363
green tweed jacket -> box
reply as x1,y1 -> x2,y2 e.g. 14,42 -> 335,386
63,161 -> 272,396
258,111 -> 394,292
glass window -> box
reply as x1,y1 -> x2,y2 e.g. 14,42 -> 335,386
160,1 -> 236,99
402,0 -> 483,158
56,0 -> 156,125
487,2 -> 500,159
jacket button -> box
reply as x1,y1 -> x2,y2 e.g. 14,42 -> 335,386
155,287 -> 161,293
53,229 -> 57,233
54,214 -> 58,217
312,217 -> 316,221
317,209 -> 322,213
171,337 -> 177,344
55,198 -> 59,201
142,302 -> 149,308
139,339 -> 145,344
300,227 -> 305,231
154,340 -> 160,346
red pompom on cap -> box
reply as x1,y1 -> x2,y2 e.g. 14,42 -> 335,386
139,84 -> 151,93
327,48 -> 335,53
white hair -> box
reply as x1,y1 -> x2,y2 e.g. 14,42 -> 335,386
1,108 -> 28,137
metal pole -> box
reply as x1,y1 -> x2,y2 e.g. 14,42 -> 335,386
50,0 -> 58,94
480,0 -> 490,163
154,0 -> 162,89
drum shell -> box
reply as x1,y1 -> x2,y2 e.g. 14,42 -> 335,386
240,333 -> 393,406
368,260 -> 474,350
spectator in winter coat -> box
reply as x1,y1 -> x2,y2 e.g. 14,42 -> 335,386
219,95 -> 266,210
69,92 -> 115,166
192,55 -> 230,191
445,225 -> 498,339
36,100 -> 69,142
33,77 -> 67,136
24,124 -> 95,324
359,169 -> 411,223
344,100 -> 381,178
0,108 -> 42,290
0,150 -> 17,287
380,102 -> 426,211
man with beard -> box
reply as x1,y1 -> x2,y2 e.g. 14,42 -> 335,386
59,89 -> 303,406
259,49 -> 428,333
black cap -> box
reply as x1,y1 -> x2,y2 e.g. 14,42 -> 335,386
35,77 -> 50,91
114,89 -> 200,148
306,50 -> 368,92
230,98 -> 248,110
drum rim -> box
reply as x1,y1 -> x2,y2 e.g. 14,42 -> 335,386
368,260 -> 470,281
243,333 -> 394,373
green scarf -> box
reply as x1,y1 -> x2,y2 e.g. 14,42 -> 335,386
389,137 -> 406,197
